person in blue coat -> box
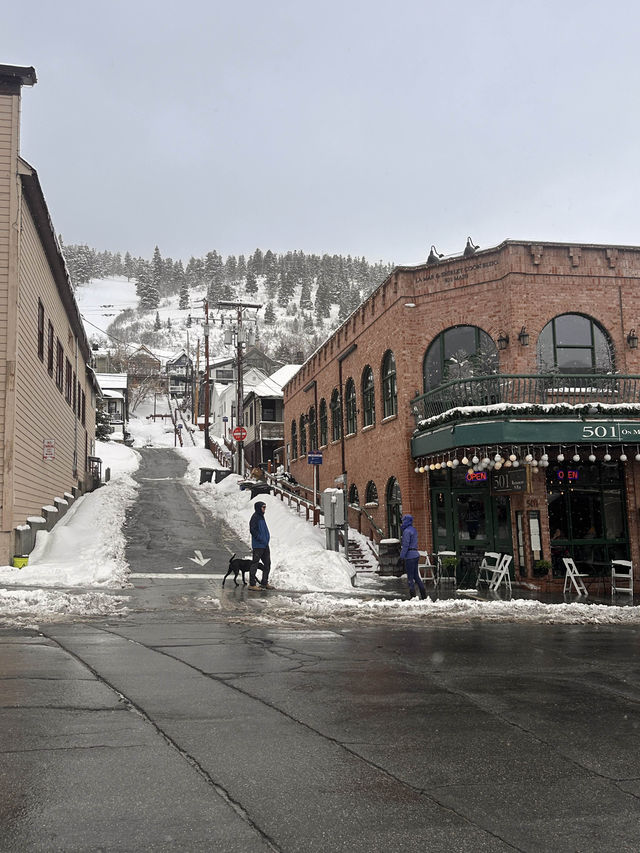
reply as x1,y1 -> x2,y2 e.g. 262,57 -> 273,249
399,514 -> 426,600
248,501 -> 274,590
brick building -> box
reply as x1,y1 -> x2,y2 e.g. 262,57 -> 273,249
283,239 -> 640,589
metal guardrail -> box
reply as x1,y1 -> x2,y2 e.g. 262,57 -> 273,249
411,373 -> 640,424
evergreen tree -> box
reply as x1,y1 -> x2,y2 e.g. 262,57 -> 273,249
154,311 -> 162,331
176,261 -> 189,309
245,268 -> 258,295
152,246 -> 164,295
264,302 -> 276,325
236,254 -> 247,281
303,313 -> 315,332
166,317 -> 172,330
299,279 -> 313,310
95,400 -> 112,441
124,251 -> 134,280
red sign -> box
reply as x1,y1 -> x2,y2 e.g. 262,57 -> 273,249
232,426 -> 247,441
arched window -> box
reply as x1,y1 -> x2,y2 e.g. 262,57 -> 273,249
423,325 -> 497,392
382,351 -> 397,418
386,477 -> 402,539
330,388 -> 342,441
348,483 -> 359,505
291,420 -> 297,460
537,314 -> 614,375
299,414 -> 307,457
308,406 -> 317,450
345,378 -> 357,434
319,398 -> 328,447
365,481 -> 378,505
362,366 -> 375,427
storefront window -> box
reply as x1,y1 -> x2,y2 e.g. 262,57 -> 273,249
547,463 -> 628,575
291,420 -> 297,459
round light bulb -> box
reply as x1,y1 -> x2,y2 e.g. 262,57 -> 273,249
446,460 -> 453,468
573,454 -> 580,462
419,466 -> 425,473
603,453 -> 611,462
429,463 -> 436,471
452,458 -> 460,467
494,461 -> 502,470
482,457 -> 490,466
620,453 -> 628,462
588,454 -> 596,463
541,453 -> 549,462
509,454 -> 517,462
525,454 -> 533,463
472,456 -> 479,465
557,453 -> 565,462
461,457 -> 469,466
435,462 -> 441,470
512,460 -> 520,467
504,459 -> 512,467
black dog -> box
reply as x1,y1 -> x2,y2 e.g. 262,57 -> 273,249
222,553 -> 253,587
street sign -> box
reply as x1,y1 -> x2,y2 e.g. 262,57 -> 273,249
232,426 -> 247,441
176,423 -> 183,430
308,451 -> 323,465
222,416 -> 228,422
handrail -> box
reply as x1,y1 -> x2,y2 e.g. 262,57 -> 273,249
411,373 -> 640,425
352,504 -> 384,541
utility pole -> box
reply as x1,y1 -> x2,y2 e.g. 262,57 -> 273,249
204,301 -> 210,452
217,300 -> 261,477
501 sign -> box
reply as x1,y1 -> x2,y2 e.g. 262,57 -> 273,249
581,423 -> 640,441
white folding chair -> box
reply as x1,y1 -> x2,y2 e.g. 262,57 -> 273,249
489,554 -> 513,593
563,557 -> 588,596
611,560 -> 633,599
436,551 -> 457,587
418,551 -> 436,585
476,552 -> 502,589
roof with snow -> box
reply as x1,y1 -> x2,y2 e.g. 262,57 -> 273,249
96,373 -> 128,391
250,364 -> 301,399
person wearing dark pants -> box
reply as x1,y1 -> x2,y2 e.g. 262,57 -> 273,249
248,501 -> 274,590
399,514 -> 426,600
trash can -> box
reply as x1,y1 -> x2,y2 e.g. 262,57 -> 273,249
199,467 -> 215,484
214,469 -> 232,484
250,484 -> 271,500
378,538 -> 401,576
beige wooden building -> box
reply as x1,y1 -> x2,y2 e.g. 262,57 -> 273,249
0,64 -> 98,563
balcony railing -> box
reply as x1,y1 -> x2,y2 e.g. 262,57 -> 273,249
412,373 -> 640,426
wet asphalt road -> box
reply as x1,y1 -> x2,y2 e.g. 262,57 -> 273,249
2,449 -> 640,851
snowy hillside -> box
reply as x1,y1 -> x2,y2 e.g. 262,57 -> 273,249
68,245 -> 394,365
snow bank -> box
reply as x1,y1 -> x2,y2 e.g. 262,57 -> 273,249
0,441 -> 140,589
0,588 -> 128,625
248,593 -> 640,625
190,471 -> 355,593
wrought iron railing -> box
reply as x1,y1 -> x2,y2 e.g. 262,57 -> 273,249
411,374 -> 640,426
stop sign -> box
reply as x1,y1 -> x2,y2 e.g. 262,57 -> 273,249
232,426 -> 247,441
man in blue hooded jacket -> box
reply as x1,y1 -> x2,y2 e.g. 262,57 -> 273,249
399,514 -> 426,600
248,501 -> 274,590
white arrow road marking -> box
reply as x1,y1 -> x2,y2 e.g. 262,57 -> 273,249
190,550 -> 211,566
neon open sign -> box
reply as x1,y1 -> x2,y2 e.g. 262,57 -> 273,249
557,469 -> 579,481
465,470 -> 487,483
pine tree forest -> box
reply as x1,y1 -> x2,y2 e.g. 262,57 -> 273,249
62,242 -> 394,362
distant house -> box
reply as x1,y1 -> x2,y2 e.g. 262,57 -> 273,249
202,346 -> 282,427
242,364 -> 301,468
166,350 -> 193,399
127,345 -> 162,382
96,373 -> 129,440
0,64 -> 99,563
212,367 -> 269,433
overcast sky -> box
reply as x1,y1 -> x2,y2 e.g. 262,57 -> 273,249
4,0 -> 640,266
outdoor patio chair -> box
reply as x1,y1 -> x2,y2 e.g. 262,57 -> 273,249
436,550 -> 457,587
611,559 -> 634,599
418,551 -> 436,585
476,552 -> 502,589
563,556 -> 589,596
489,554 -> 513,593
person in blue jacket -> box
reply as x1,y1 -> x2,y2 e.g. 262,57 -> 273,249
399,514 -> 426,600
248,501 -> 274,590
